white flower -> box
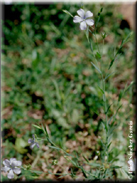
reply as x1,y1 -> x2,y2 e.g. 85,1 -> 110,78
28,134 -> 39,149
1,158 -> 22,179
73,9 -> 94,30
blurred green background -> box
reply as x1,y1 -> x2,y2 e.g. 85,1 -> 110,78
1,3 -> 135,180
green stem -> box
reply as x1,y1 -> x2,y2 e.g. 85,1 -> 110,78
101,73 -> 109,162
85,28 -> 100,71
87,26 -> 109,163
94,29 -> 101,55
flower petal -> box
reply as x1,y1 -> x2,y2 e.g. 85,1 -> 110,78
30,143 -> 36,149
10,158 -> 17,163
28,138 -> 34,144
86,19 -> 94,26
36,143 -> 40,148
80,21 -> 87,30
15,160 -> 22,167
10,158 -> 19,167
73,15 -> 83,23
1,166 -> 10,172
13,168 -> 21,174
7,170 -> 14,179
85,11 -> 93,18
77,9 -> 85,18
3,159 -> 10,167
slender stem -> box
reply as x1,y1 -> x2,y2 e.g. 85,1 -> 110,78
101,73 -> 108,126
94,29 -> 101,55
104,80 -> 108,126
87,26 -> 109,163
85,29 -> 100,70
101,73 -> 109,162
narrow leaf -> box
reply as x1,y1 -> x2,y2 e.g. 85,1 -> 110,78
114,104 -> 122,119
58,174 -> 68,179
42,124 -> 49,138
107,142 -> 112,149
100,7 -> 103,12
48,145 -> 60,150
64,152 -> 74,157
32,124 -> 42,130
111,165 -> 122,169
63,10 -> 73,17
91,62 -> 101,74
89,29 -> 95,36
69,159 -> 77,166
108,104 -> 122,125
122,31 -> 133,45
105,103 -> 112,114
125,81 -> 134,92
30,170 -> 43,174
109,32 -> 133,70
83,155 -> 89,163
87,162 -> 101,167
81,168 -> 88,178
97,85 -> 104,94
108,58 -> 115,70
105,72 -> 115,80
